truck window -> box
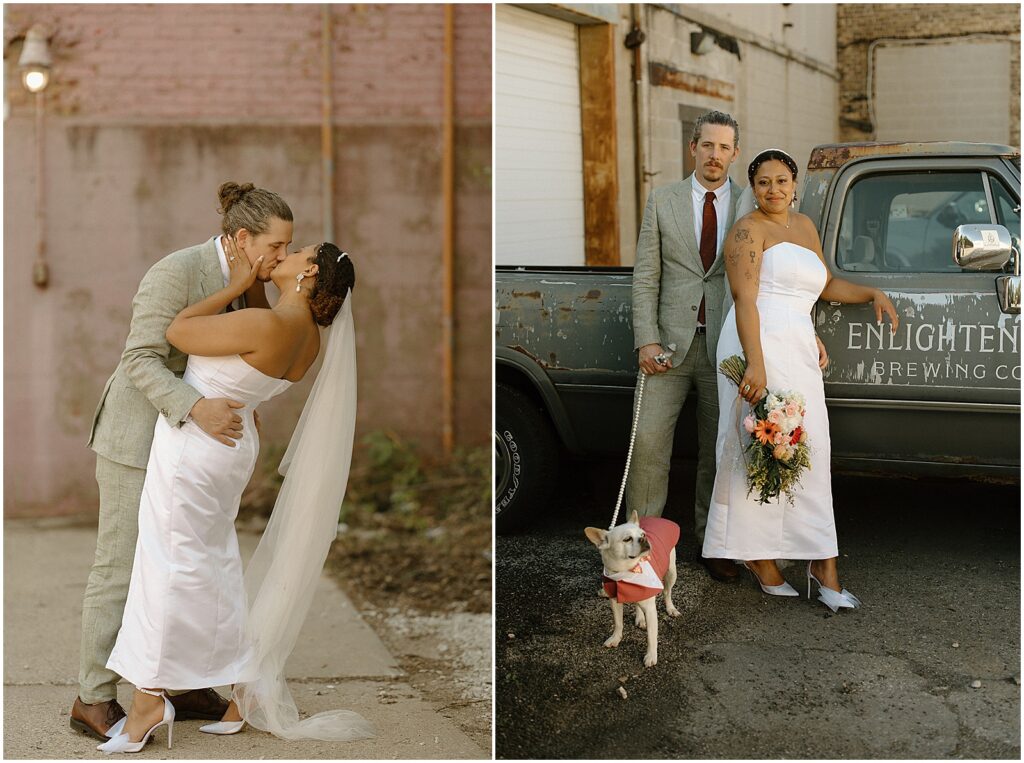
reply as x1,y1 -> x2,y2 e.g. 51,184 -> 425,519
837,172 -> 989,273
989,176 -> 1020,242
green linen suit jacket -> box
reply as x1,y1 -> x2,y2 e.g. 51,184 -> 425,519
87,236 -> 230,469
632,176 -> 743,364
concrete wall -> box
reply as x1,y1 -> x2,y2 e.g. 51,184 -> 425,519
837,3 -> 1020,145
621,3 -> 839,264
3,4 -> 492,516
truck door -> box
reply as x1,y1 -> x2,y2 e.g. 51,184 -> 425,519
815,156 -> 1020,473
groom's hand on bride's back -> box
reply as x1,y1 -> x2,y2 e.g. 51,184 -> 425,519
189,397 -> 246,446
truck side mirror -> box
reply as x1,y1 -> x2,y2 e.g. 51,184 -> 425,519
952,224 -> 1013,271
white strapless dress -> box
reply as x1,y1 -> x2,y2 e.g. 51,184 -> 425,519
107,354 -> 292,689
702,242 -> 839,560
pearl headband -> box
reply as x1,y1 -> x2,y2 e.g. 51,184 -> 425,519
315,243 -> 349,263
747,148 -> 799,184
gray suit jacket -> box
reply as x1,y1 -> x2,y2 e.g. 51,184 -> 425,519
632,176 -> 742,363
87,237 -> 229,469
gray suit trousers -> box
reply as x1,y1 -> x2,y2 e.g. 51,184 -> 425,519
624,331 -> 719,546
78,455 -> 145,703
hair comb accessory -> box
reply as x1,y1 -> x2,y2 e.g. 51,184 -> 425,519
337,251 -> 348,262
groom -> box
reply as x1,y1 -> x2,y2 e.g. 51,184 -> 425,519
70,195 -> 293,740
626,110 -> 743,583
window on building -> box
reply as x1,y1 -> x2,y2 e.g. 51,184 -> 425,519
678,105 -> 707,180
837,172 -> 992,273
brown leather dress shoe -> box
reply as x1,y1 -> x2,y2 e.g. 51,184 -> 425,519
169,688 -> 230,720
70,697 -> 126,741
700,556 -> 741,582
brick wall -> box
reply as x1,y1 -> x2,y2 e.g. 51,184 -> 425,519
837,3 -> 1020,145
4,3 -> 490,123
3,4 -> 491,516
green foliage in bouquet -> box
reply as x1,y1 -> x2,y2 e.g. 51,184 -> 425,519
718,354 -> 813,506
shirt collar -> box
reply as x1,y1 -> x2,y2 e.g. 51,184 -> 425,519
692,172 -> 730,203
214,234 -> 230,286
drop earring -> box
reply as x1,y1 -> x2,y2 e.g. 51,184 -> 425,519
295,273 -> 306,292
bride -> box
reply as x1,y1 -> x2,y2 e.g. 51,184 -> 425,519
99,228 -> 372,752
702,148 -> 899,611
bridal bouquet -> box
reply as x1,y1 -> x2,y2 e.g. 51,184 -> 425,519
719,355 -> 812,505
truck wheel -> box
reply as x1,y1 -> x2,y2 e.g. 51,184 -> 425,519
495,383 -> 558,533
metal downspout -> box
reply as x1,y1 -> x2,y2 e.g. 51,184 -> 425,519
321,4 -> 334,242
33,91 -> 48,287
441,4 -> 455,455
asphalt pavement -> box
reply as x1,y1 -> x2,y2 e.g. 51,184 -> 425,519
496,459 -> 1020,759
4,517 -> 488,760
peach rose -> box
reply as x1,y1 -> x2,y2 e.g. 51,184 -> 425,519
743,415 -> 756,433
773,444 -> 791,461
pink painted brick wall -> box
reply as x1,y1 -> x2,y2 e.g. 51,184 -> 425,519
5,3 -> 491,122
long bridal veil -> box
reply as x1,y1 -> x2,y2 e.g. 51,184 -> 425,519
234,293 -> 374,741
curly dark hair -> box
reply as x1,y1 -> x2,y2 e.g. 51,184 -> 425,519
308,243 -> 355,327
747,149 -> 799,186
217,181 -> 293,236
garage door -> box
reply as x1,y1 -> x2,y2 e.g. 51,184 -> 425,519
874,40 -> 1011,143
496,5 -> 585,266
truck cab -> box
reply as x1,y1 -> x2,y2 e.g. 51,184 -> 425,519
496,142 -> 1021,530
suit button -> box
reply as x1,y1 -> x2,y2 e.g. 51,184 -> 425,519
691,305 -> 698,311
160,408 -> 168,416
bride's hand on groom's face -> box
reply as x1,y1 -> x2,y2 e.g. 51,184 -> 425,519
225,235 -> 263,295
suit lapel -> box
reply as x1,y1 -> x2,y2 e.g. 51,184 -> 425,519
667,177 -> 703,271
198,236 -> 224,298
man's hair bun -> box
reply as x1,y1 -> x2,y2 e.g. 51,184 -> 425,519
217,181 -> 256,214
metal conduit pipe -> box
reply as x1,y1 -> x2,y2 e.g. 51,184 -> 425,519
441,4 -> 455,455
321,4 -> 335,243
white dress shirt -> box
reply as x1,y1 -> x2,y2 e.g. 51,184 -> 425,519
691,174 -> 731,326
214,235 -> 241,311
691,173 -> 731,257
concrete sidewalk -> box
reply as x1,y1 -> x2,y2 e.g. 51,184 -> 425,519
3,518 -> 488,759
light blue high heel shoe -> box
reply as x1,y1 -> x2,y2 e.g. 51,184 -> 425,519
743,562 -> 799,597
96,688 -> 174,754
807,562 -> 861,612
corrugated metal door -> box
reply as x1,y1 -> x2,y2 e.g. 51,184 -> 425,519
496,5 -> 585,266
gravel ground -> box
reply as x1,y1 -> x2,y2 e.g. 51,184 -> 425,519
325,466 -> 493,753
496,459 -> 1020,759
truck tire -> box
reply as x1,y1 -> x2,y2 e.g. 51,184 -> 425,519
495,383 -> 558,533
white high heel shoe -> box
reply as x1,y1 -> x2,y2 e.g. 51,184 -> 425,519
199,719 -> 246,735
807,562 -> 861,612
743,562 -> 799,597
96,687 -> 174,754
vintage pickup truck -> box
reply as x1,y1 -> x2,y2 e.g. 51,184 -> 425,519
496,142 -> 1021,530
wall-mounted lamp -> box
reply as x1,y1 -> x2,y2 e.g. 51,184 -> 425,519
690,30 -> 715,56
18,24 -> 52,93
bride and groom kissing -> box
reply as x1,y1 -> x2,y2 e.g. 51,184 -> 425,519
621,110 -> 898,613
71,182 -> 372,752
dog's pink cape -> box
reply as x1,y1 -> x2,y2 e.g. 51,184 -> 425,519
602,517 -> 680,603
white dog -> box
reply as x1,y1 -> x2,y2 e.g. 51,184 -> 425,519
585,510 -> 681,667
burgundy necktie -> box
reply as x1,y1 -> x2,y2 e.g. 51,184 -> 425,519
698,190 -> 717,324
